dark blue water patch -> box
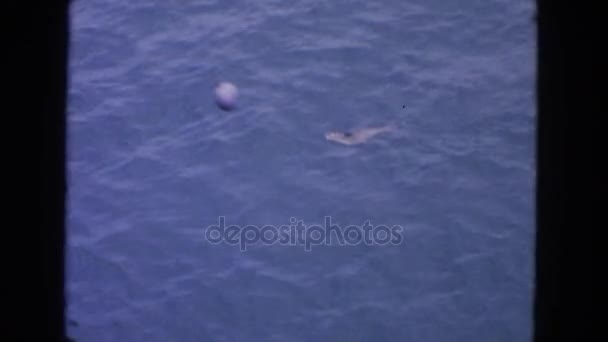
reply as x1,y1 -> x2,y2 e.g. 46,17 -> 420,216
71,28 -> 137,70
67,246 -> 134,310
67,88 -> 105,121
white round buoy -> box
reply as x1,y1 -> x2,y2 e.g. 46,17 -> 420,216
214,82 -> 238,111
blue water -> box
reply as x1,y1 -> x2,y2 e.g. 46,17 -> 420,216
66,0 -> 537,341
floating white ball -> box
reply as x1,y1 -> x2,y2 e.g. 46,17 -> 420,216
214,82 -> 238,111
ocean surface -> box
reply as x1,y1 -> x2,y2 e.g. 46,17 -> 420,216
66,0 -> 537,341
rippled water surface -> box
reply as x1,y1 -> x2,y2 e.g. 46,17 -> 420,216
67,0 -> 536,341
